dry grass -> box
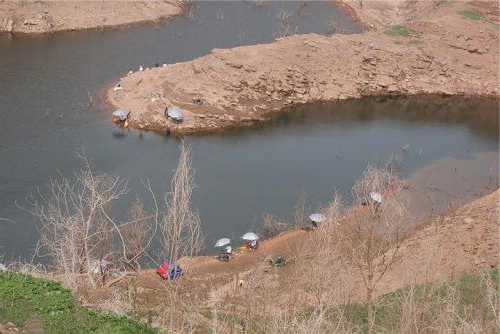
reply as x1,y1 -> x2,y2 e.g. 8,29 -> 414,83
17,155 -> 497,333
200,268 -> 499,334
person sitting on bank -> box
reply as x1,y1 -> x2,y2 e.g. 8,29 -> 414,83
246,239 -> 258,251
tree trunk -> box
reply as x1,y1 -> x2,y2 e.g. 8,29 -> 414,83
367,288 -> 374,334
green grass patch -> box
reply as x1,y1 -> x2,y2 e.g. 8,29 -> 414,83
460,10 -> 483,21
302,269 -> 499,333
384,25 -> 416,37
0,272 -> 157,333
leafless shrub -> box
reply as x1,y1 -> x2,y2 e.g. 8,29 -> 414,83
481,271 -> 500,329
153,285 -> 209,333
160,142 -> 203,264
328,19 -> 341,34
93,287 -> 133,317
260,214 -> 289,239
292,194 -> 350,308
32,160 -> 127,289
5,261 -> 48,278
293,192 -> 308,229
277,9 -> 296,38
120,199 -> 153,271
336,165 -> 406,333
395,270 -> 500,334
182,0 -> 198,20
323,193 -> 343,227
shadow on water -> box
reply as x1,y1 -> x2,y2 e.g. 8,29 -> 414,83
217,95 -> 499,140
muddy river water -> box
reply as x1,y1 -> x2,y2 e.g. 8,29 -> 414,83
0,2 -> 497,259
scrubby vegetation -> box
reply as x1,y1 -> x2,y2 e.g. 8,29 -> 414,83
208,269 -> 499,333
2,268 -> 496,333
4,151 -> 497,333
460,10 -> 483,21
384,25 -> 416,37
31,144 -> 202,290
0,271 -> 156,333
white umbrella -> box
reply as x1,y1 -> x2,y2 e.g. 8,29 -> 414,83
165,106 -> 184,122
309,213 -> 325,223
241,232 -> 259,241
214,238 -> 231,248
369,192 -> 383,204
112,109 -> 130,121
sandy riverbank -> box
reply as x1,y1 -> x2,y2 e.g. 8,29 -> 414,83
106,0 -> 499,134
0,1 -> 183,34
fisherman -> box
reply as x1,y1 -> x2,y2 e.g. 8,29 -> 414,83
242,232 -> 259,251
309,213 -> 325,230
215,238 -> 232,262
156,260 -> 183,281
246,239 -> 258,251
311,220 -> 318,229
368,192 -> 383,213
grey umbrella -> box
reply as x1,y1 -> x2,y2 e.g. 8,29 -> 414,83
165,106 -> 184,123
369,192 -> 383,204
309,213 -> 325,223
214,238 -> 231,248
112,109 -> 130,121
241,232 -> 259,241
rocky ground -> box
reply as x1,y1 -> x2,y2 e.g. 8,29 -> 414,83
0,1 -> 182,34
106,0 -> 499,134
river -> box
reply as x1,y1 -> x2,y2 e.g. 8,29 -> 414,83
0,1 -> 497,259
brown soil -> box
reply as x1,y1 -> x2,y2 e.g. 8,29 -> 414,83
81,185 -> 499,326
0,1 -> 182,34
106,0 -> 499,134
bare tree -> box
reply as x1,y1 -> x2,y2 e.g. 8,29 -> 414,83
277,9 -> 293,38
293,192 -> 308,229
260,214 -> 289,239
32,159 -> 127,288
120,198 -> 154,271
336,166 -> 407,333
160,142 -> 203,263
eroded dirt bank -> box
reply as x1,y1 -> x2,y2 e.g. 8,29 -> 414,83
0,1 -> 182,34
106,0 -> 499,134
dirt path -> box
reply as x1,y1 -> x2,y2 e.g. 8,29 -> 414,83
0,1 -> 183,34
106,0 -> 499,134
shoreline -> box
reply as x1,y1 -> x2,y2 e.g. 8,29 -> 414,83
0,1 -> 184,35
105,0 -> 499,134
85,184 -> 500,319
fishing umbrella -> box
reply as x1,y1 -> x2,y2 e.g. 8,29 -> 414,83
309,213 -> 325,223
369,192 -> 383,204
165,106 -> 184,122
214,238 -> 231,248
241,232 -> 259,241
112,109 -> 130,121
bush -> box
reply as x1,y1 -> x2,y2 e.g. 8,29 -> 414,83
384,25 -> 416,37
460,10 -> 483,21
0,272 -> 156,333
